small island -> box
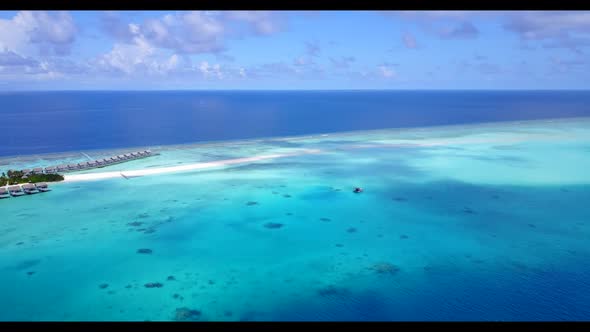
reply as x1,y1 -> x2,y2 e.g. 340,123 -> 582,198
0,170 -> 64,186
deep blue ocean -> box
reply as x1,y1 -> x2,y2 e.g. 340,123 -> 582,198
1,90 -> 589,157
1,91 -> 590,321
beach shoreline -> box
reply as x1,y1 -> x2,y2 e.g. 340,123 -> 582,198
62,149 -> 323,182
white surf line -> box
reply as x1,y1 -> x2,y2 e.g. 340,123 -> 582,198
81,152 -> 94,161
341,132 -> 567,150
63,149 -> 322,183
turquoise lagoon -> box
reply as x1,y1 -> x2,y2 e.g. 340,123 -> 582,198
1,117 -> 590,321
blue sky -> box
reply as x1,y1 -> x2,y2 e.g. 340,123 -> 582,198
0,10 -> 589,90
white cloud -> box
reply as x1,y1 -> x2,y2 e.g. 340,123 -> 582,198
198,61 -> 223,79
100,11 -> 285,56
378,65 -> 396,78
402,32 -> 418,49
97,36 -> 155,75
503,11 -> 590,54
0,11 -> 77,56
223,11 -> 283,35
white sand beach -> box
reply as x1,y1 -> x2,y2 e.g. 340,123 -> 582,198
63,149 -> 323,182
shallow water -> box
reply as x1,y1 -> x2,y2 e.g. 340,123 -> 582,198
1,117 -> 590,321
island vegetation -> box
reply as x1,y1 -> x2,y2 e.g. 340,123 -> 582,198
0,170 -> 64,186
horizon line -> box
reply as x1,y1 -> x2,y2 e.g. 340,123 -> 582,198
2,88 -> 590,93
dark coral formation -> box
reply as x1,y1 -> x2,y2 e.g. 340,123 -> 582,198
317,285 -> 350,297
346,227 -> 357,233
335,244 -> 344,248
167,275 -> 176,281
174,307 -> 202,321
137,213 -> 150,219
462,207 -> 476,214
144,282 -> 164,288
246,201 -> 258,206
172,293 -> 184,301
393,197 -> 407,202
16,242 -> 24,246
369,262 -> 401,275
283,194 -> 291,198
99,283 -> 109,289
400,235 -> 409,239
14,259 -> 41,270
127,221 -> 144,227
26,271 -> 35,276
264,222 -> 284,229
137,248 -> 153,254
143,229 -> 156,234
320,218 -> 331,222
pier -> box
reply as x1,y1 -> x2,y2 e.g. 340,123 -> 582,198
9,150 -> 155,176
51,150 -> 155,174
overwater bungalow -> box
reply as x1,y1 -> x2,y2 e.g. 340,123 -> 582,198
22,183 -> 38,194
101,158 -> 111,165
0,187 -> 9,199
86,161 -> 98,168
117,154 -> 127,160
32,167 -> 43,174
8,185 -> 24,197
45,166 -> 57,174
35,182 -> 50,192
56,164 -> 68,172
130,152 -> 140,158
22,169 -> 32,175
67,164 -> 79,171
124,153 -> 133,159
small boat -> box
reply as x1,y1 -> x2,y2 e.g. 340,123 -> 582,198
353,187 -> 363,193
